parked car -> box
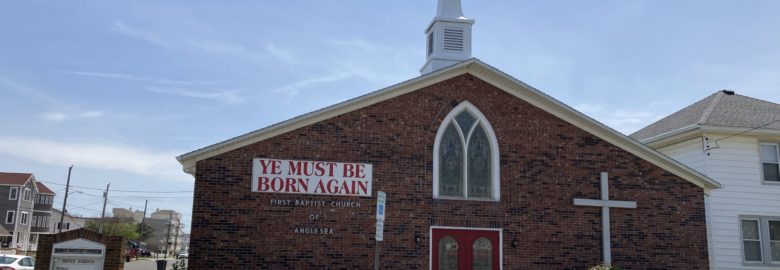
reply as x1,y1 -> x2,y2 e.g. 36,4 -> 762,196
0,255 -> 34,270
176,252 -> 188,259
138,249 -> 152,257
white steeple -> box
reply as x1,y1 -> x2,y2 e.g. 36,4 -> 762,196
420,0 -> 475,74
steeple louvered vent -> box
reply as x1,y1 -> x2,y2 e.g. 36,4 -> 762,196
427,32 -> 434,56
442,27 -> 464,51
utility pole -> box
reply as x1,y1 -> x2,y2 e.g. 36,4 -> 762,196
98,183 -> 110,233
58,165 -> 73,234
137,200 -> 147,261
164,213 -> 172,259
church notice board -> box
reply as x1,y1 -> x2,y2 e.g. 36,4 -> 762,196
251,158 -> 373,197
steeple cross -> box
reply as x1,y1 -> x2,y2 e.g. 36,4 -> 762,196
573,172 -> 637,266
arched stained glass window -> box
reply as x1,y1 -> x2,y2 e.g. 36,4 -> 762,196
472,237 -> 493,270
433,101 -> 500,200
438,236 -> 459,270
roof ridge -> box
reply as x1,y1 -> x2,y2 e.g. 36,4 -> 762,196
697,91 -> 724,124
734,92 -> 780,106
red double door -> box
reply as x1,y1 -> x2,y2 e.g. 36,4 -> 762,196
432,228 -> 501,270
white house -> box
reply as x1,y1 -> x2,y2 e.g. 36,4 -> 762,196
632,90 -> 780,269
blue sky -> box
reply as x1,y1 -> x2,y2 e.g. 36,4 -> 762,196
1,1 -> 779,232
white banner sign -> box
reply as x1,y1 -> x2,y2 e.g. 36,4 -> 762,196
251,158 -> 372,197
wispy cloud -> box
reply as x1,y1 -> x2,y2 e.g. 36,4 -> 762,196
188,40 -> 264,61
0,77 -> 72,108
574,103 -> 662,134
41,112 -> 68,122
269,38 -> 417,99
148,86 -> 243,104
272,72 -> 353,98
81,111 -> 104,118
112,22 -> 172,49
264,44 -> 298,65
0,137 -> 187,181
41,111 -> 105,123
111,21 -> 266,62
325,38 -> 417,84
59,70 -> 202,86
0,77 -> 109,124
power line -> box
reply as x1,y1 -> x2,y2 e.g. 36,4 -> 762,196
711,119 -> 780,145
40,181 -> 193,193
111,196 -> 193,199
108,199 -> 146,210
706,119 -> 780,152
67,204 -> 101,213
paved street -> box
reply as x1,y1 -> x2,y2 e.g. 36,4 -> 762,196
124,258 -> 186,270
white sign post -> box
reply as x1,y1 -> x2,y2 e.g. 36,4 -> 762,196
374,191 -> 386,270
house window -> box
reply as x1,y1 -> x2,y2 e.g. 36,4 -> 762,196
741,216 -> 780,265
56,222 -> 70,231
20,212 -> 28,225
22,189 -> 31,202
761,143 -> 780,182
9,187 -> 18,200
433,101 -> 500,200
5,211 -> 14,224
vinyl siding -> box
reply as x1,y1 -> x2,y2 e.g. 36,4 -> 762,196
657,137 -> 707,173
658,134 -> 780,270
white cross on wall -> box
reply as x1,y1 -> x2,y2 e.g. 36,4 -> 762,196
573,172 -> 637,266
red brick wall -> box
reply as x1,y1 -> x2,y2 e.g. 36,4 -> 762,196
35,228 -> 125,270
190,74 -> 709,269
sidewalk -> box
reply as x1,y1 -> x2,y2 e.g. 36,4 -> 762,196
124,258 -> 185,270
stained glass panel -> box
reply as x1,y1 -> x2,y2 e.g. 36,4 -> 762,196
468,124 -> 491,198
455,111 -> 476,138
439,124 -> 464,197
438,236 -> 458,270
472,237 -> 492,270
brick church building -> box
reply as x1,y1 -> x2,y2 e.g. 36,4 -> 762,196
178,1 -> 720,269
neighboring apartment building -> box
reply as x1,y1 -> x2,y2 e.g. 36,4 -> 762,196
632,90 -> 780,269
30,182 -> 54,251
0,172 -> 55,252
50,208 -> 86,233
112,207 -> 144,223
146,209 -> 185,257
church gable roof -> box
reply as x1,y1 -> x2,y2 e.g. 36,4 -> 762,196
177,58 -> 720,191
631,90 -> 780,142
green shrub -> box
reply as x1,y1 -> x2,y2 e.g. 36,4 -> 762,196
589,264 -> 622,270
